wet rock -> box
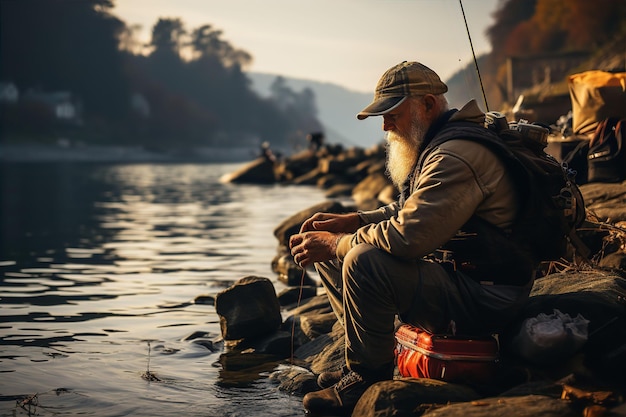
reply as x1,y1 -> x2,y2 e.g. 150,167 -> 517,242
193,294 -> 215,305
218,350 -> 283,372
269,365 -> 318,395
191,338 -> 222,352
181,331 -> 212,341
219,157 -> 276,184
238,330 -> 293,357
215,276 -> 282,340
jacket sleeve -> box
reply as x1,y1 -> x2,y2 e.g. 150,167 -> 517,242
336,141 -> 496,260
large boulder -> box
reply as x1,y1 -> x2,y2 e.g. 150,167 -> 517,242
215,276 -> 282,341
219,157 -> 276,184
354,378 -> 481,417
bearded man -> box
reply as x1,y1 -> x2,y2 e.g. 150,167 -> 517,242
289,61 -> 533,415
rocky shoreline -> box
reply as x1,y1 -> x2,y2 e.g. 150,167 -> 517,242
215,144 -> 626,416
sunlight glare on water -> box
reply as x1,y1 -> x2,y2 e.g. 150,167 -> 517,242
0,162 -> 325,416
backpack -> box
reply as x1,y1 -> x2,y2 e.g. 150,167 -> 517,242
587,117 -> 626,183
421,112 -> 587,275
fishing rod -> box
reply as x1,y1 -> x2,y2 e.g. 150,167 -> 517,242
458,0 -> 489,112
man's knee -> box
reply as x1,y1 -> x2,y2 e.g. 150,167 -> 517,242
342,243 -> 393,283
343,243 -> 384,266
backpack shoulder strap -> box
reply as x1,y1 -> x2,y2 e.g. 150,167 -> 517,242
417,121 -> 529,199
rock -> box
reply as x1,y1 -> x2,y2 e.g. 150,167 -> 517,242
218,350 -> 283,372
316,173 -> 354,190
291,166 -> 322,185
298,311 -> 337,340
318,153 -> 366,176
219,157 -> 276,184
277,285 -> 318,307
287,294 -> 334,316
274,149 -> 319,181
237,330 -> 293,357
193,294 -> 215,305
271,252 -> 317,287
281,300 -> 338,348
302,321 -> 345,375
352,171 -> 393,206
324,183 -> 354,198
353,378 -> 481,417
273,200 -> 349,247
215,276 -> 282,340
269,365 -> 318,395
419,394 -> 576,417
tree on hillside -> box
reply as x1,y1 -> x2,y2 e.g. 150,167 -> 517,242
480,0 -> 626,109
1,1 -> 323,152
488,0 -> 625,58
487,0 -> 537,62
150,18 -> 186,56
189,25 -> 252,68
0,0 -> 130,119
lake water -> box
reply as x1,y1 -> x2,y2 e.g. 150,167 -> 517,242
0,161 -> 327,417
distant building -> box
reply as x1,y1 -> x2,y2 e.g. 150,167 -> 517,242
23,90 -> 82,123
506,51 -> 590,102
130,93 -> 151,117
0,82 -> 19,103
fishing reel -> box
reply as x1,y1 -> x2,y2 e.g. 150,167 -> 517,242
485,111 -> 549,148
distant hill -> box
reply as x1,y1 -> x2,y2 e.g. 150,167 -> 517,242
247,70 -> 493,150
247,72 -> 384,149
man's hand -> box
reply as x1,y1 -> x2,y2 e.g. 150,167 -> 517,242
299,212 -> 361,233
289,231 -> 344,268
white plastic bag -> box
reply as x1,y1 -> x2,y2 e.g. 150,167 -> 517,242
512,309 -> 589,365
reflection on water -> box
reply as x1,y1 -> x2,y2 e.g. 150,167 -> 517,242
0,162 -> 324,416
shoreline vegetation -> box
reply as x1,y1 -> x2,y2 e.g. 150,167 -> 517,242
0,142 -> 265,163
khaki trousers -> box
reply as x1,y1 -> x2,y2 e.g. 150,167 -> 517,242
315,243 -> 528,375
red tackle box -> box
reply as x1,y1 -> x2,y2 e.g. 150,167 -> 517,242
394,323 -> 499,384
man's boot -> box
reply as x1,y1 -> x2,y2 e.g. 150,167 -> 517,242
316,365 -> 348,389
303,370 -> 389,415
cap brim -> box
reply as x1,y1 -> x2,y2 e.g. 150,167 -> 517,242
357,96 -> 407,120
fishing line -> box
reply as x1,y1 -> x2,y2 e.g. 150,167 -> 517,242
458,0 -> 489,111
289,265 -> 307,365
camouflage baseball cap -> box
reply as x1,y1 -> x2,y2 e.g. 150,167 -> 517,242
357,61 -> 448,120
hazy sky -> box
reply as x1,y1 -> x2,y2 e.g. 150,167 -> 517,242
112,0 -> 501,93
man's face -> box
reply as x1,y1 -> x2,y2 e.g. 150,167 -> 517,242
383,98 -> 429,189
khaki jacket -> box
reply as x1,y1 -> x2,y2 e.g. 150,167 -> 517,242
336,100 -> 518,261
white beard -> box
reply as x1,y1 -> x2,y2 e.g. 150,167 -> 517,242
385,121 -> 425,189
